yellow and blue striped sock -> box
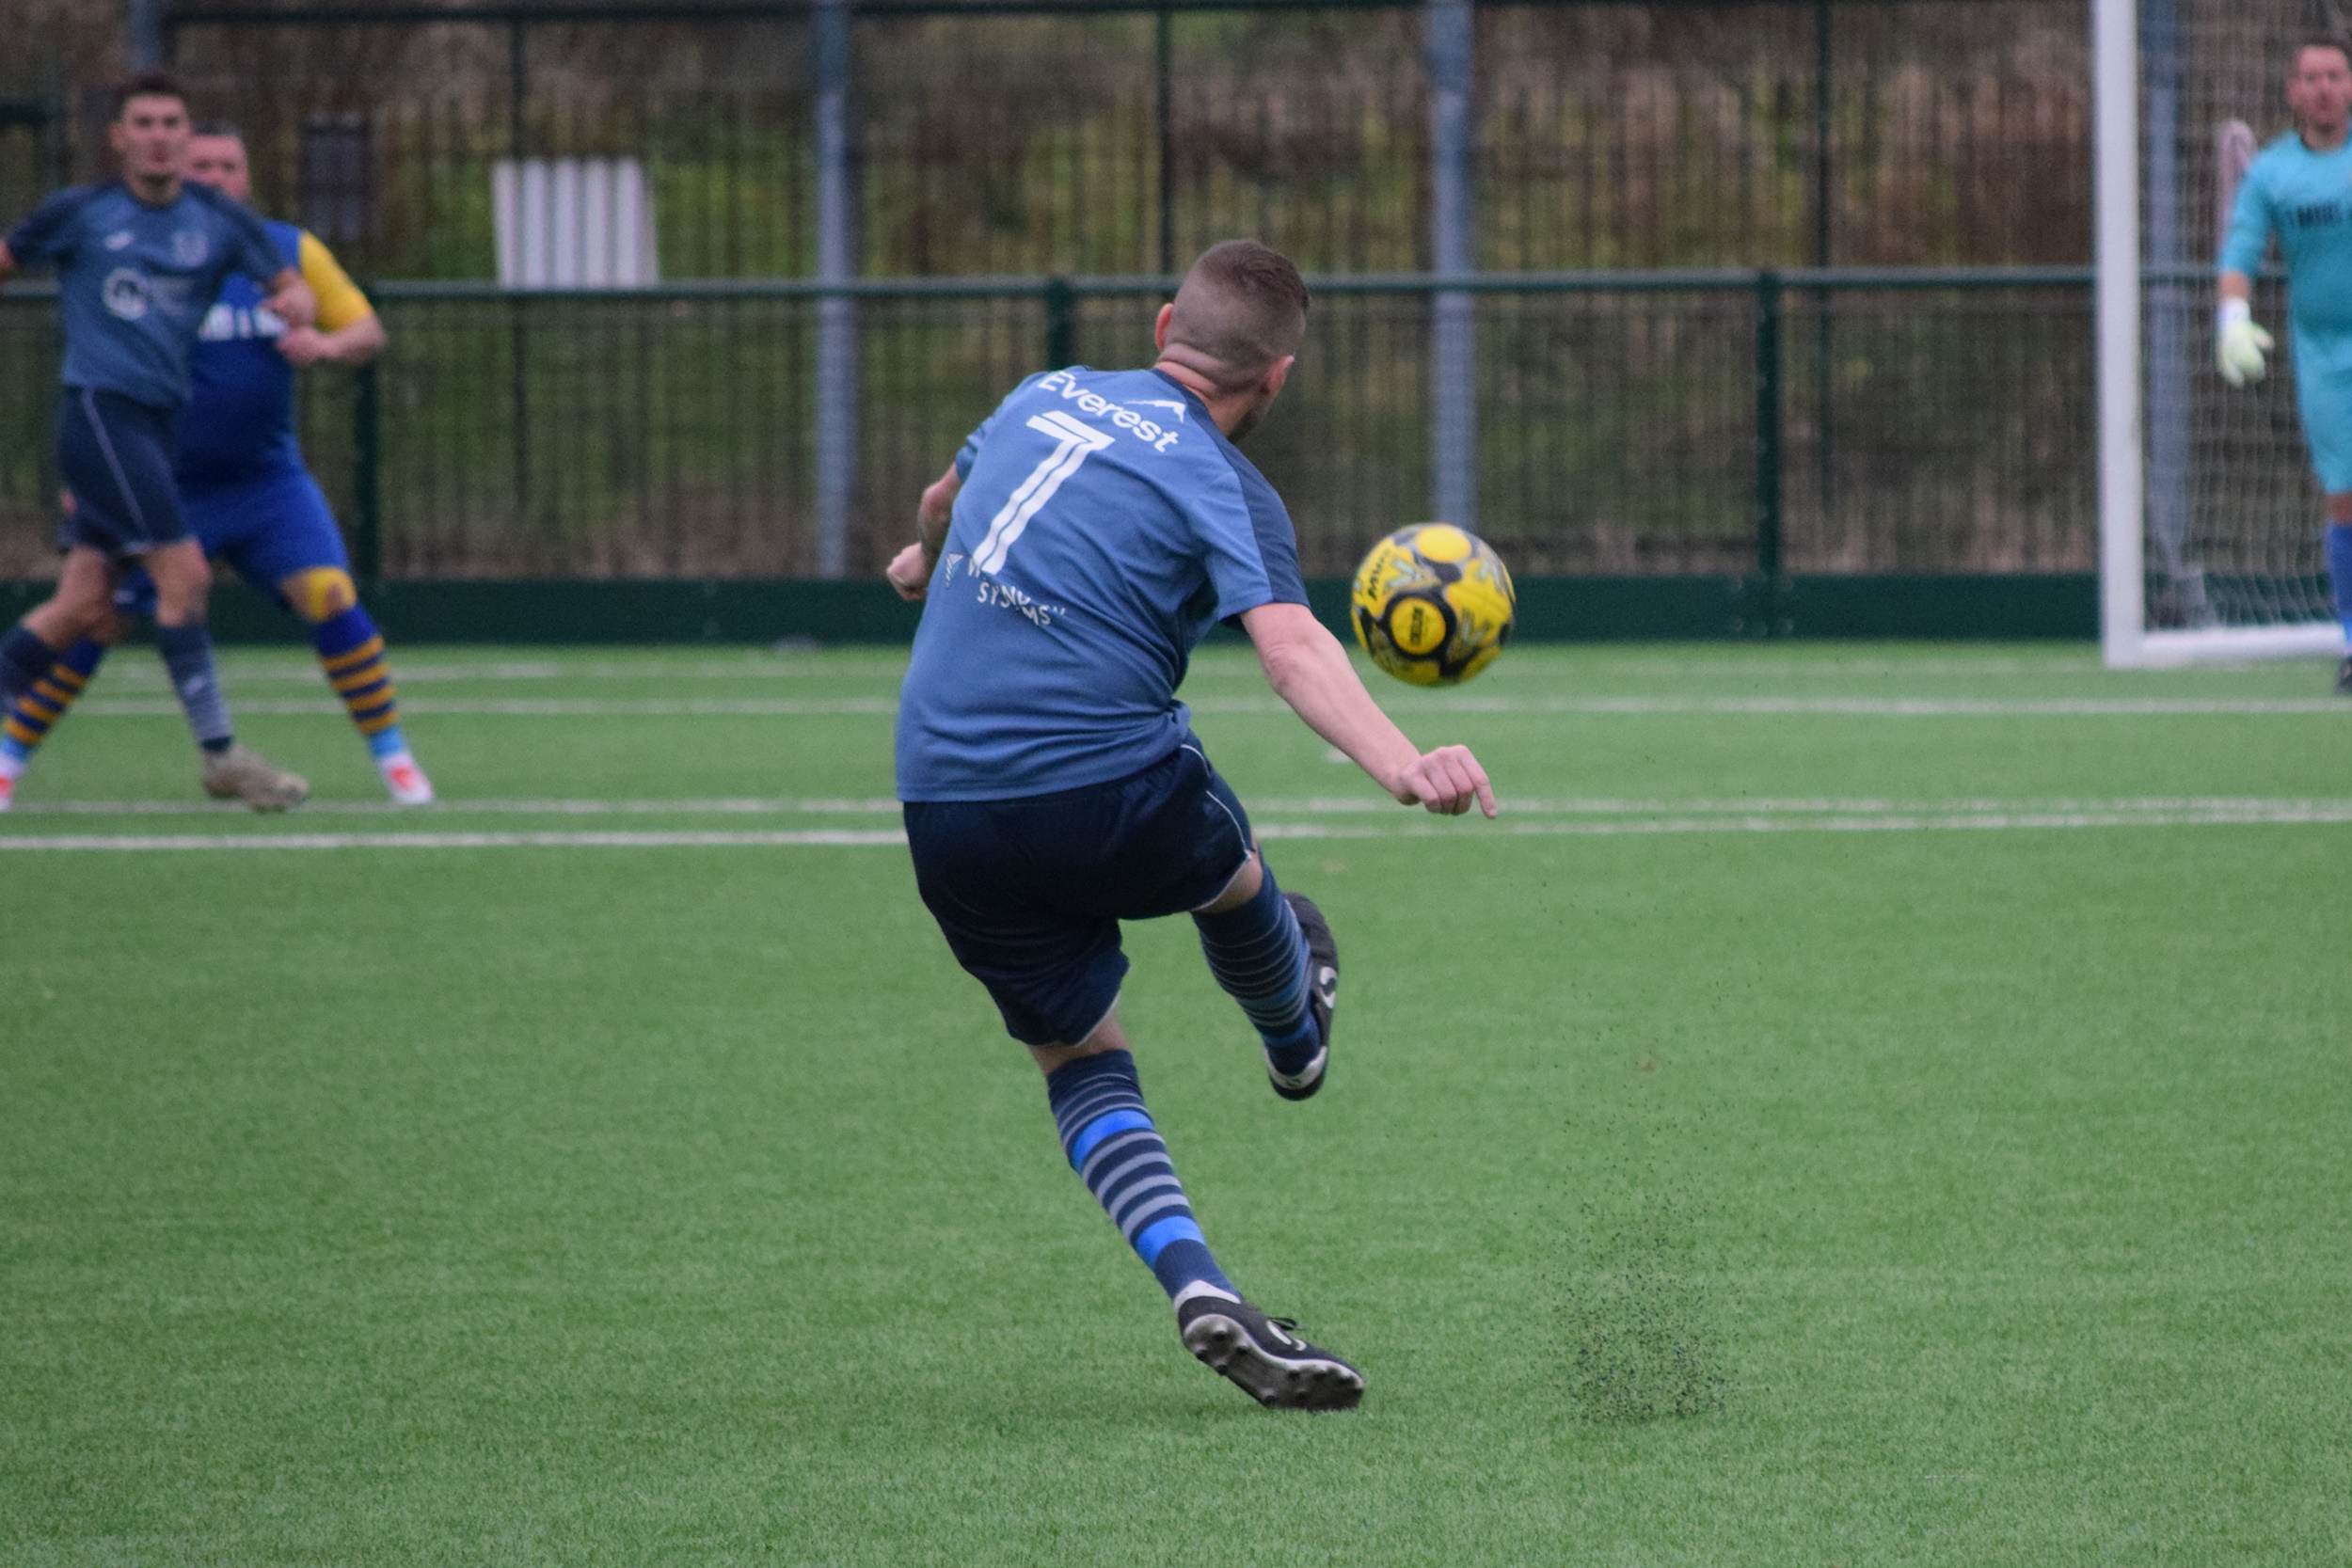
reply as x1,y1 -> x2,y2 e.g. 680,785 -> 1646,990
312,605 -> 408,759
0,640 -> 106,768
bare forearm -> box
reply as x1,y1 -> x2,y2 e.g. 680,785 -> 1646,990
916,466 -> 960,556
323,315 -> 386,366
1254,615 -> 1420,785
2219,271 -> 2252,304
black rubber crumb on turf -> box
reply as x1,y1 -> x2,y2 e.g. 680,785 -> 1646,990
1557,1180 -> 1730,1424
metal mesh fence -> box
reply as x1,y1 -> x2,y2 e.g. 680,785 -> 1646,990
147,1 -> 2090,279
0,274 -> 2097,580
2142,0 -> 2333,628
0,1 -> 2106,590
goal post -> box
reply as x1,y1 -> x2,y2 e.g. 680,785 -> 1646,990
2093,0 -> 2351,668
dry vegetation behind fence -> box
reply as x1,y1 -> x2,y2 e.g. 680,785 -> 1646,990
0,0 -> 2255,585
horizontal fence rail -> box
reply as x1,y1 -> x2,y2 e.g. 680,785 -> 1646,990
0,268 -> 2100,605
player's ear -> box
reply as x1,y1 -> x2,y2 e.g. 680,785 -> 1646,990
1154,302 -> 1175,354
1262,355 -> 1294,402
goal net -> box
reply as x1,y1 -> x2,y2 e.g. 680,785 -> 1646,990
2097,0 -> 2350,666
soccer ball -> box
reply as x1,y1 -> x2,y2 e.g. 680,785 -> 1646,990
1349,523 -> 1516,686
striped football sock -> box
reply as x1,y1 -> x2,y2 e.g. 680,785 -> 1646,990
311,605 -> 408,759
152,623 -> 233,751
1,639 -> 106,768
1047,1049 -> 1235,1300
1193,864 -> 1317,1074
0,625 -> 56,705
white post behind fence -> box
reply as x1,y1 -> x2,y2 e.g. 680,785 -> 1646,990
2094,0 -> 2144,668
814,0 -> 857,580
1428,0 -> 1476,533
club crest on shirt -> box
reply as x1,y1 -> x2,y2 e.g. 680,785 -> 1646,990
172,230 -> 209,266
102,268 -> 151,321
103,230 -> 134,250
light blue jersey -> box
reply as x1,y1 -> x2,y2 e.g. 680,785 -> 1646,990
2220,134 -> 2352,490
895,367 -> 1309,801
2220,133 -> 2352,331
4,182 -> 284,410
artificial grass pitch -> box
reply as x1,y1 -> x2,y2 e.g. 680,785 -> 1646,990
2,643 -> 2347,1564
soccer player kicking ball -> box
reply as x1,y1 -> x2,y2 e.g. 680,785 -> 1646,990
0,122 -> 434,807
885,240 -> 1497,1410
0,72 -> 316,811
2217,37 -> 2352,693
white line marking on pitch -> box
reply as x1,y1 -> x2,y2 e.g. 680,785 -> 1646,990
8,797 -> 906,816
11,795 -> 2352,819
0,830 -> 909,850
80,697 -> 899,717
71,694 -> 2351,720
8,802 -> 2349,848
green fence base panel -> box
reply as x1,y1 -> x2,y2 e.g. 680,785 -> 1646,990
0,574 -> 2097,646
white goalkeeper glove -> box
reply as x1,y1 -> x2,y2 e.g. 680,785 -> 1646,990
2217,298 -> 2274,388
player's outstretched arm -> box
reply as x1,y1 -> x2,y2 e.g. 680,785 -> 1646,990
887,464 -> 961,602
1242,600 -> 1496,817
278,312 -> 384,368
2216,272 -> 2274,388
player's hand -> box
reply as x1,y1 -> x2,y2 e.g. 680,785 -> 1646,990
2217,300 -> 2273,388
276,325 -> 331,367
1385,743 -> 1497,818
265,272 -> 317,330
886,542 -> 934,602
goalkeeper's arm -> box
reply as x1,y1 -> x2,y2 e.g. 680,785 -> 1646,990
2217,272 -> 2275,388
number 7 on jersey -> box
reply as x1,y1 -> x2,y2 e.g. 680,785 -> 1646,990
972,411 -> 1116,575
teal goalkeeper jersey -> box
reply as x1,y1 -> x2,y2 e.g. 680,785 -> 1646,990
2219,133 -> 2352,335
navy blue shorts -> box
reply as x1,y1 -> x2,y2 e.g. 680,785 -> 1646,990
56,388 -> 190,557
903,737 -> 1256,1047
114,463 -> 349,618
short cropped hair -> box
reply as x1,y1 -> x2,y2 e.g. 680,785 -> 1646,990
2295,36 -> 2352,71
192,119 -> 246,144
1164,240 -> 1311,394
112,71 -> 188,120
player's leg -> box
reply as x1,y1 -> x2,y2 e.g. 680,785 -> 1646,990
284,569 -> 433,803
0,625 -> 118,812
1185,756 -> 1338,1099
209,467 -> 433,801
2288,328 -> 2352,691
0,546 -> 116,708
1032,1012 -> 1360,1411
48,388 -> 302,807
2327,492 -> 2352,694
147,539 -> 308,811
1031,1012 -> 1239,1302
903,755 -> 1362,1409
0,546 -> 121,809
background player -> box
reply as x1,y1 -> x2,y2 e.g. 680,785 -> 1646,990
0,72 -> 314,810
886,241 -> 1495,1410
2216,36 -> 2352,692
0,122 -> 434,807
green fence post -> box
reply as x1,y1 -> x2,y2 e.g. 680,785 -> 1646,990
352,357 -> 382,583
1754,267 -> 1785,634
1044,277 -> 1074,371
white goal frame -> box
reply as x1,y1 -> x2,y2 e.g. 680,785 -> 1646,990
2093,0 -> 2350,668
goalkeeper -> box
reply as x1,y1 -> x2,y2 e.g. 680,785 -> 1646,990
2217,37 -> 2352,691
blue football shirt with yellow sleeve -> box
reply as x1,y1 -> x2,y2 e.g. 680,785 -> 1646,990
175,220 -> 375,485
